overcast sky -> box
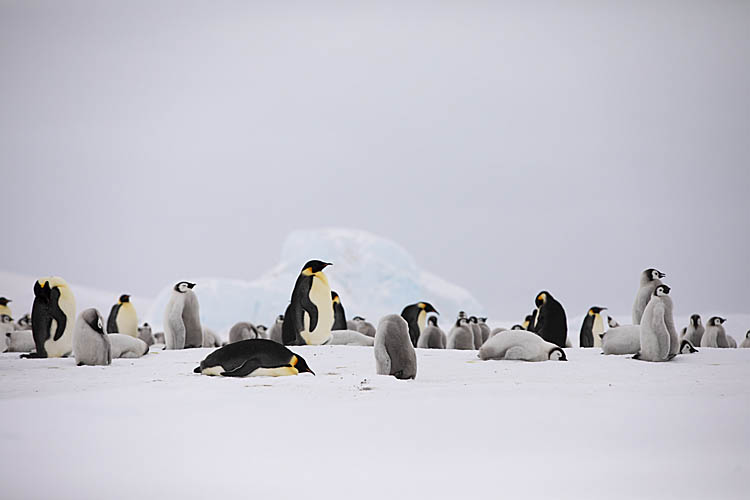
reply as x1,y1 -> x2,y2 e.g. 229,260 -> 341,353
2,1 -> 748,320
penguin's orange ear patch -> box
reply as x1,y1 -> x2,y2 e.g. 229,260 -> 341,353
588,309 -> 594,316
302,267 -> 313,276
418,303 -> 426,309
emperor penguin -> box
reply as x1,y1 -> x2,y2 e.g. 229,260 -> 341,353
331,291 -> 347,330
579,306 -> 607,348
416,315 -> 446,349
348,316 -> 376,337
228,321 -> 261,344
740,331 -> 750,348
73,308 -> 112,366
0,297 -> 11,317
683,314 -> 705,346
282,260 -> 335,346
109,334 -> 149,358
268,315 -> 284,344
701,317 -> 729,348
194,339 -> 314,377
163,281 -> 203,349
600,325 -> 641,355
634,284 -> 676,362
106,294 -> 138,337
531,291 -> 568,348
16,313 -> 32,331
477,318 -> 491,344
22,277 -> 76,358
490,327 -> 507,337
328,330 -> 376,346
137,323 -> 155,346
400,302 -> 439,347
202,327 -> 223,348
479,329 -> 567,362
468,316 -> 483,349
680,339 -> 699,354
447,315 -> 474,350
726,334 -> 737,348
607,316 -> 620,328
510,324 -> 524,330
521,313 -> 535,331
4,330 -> 36,353
632,268 -> 666,325
374,314 -> 417,380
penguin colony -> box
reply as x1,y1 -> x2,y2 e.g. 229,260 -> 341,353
3,265 -> 747,378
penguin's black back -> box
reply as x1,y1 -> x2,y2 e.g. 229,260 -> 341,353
282,274 -> 315,345
107,303 -> 121,333
400,304 -> 421,347
537,296 -> 568,348
198,339 -> 296,373
579,314 -> 594,348
332,301 -> 347,330
31,283 -> 65,356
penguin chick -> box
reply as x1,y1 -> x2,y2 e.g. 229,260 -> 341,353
726,335 -> 737,348
479,329 -> 567,362
490,327 -> 507,338
73,308 -> 112,366
328,330 -> 375,346
15,313 -> 32,331
600,325 -> 641,355
683,314 -> 704,346
4,330 -> 35,353
740,331 -> 750,348
417,315 -> 446,349
700,317 -> 729,348
401,302 -> 439,347
632,268 -> 665,325
468,316 -> 483,349
680,339 -> 698,354
447,316 -> 475,350
268,315 -> 284,344
347,316 -> 376,338
109,334 -> 150,358
228,321 -> 261,344
634,284 -> 675,362
374,314 -> 417,380
137,323 -> 154,346
202,327 -> 223,347
194,339 -> 314,377
256,325 -> 268,339
607,316 -> 620,328
163,281 -> 202,350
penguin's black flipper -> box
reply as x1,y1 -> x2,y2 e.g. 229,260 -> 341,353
107,303 -> 120,333
300,295 -> 319,334
632,352 -> 641,360
282,303 -> 303,345
221,359 -> 262,377
49,288 -> 67,341
193,366 -> 201,373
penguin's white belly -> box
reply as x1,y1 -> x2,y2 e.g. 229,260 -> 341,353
116,305 -> 138,337
45,313 -> 74,358
592,315 -> 604,348
202,365 -> 298,377
300,277 -> 334,345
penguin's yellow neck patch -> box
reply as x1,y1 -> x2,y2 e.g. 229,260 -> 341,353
588,310 -> 594,316
537,293 -> 546,303
418,302 -> 426,309
333,296 -> 340,304
302,268 -> 313,276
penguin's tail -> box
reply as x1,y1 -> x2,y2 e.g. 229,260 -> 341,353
193,366 -> 201,374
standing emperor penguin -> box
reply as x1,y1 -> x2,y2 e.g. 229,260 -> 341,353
468,316 -> 483,349
477,318 -> 491,344
0,297 -> 11,317
374,314 -> 417,380
634,285 -> 676,362
683,314 -> 705,346
73,308 -> 112,366
447,315 -> 475,350
22,277 -> 76,358
579,307 -> 607,348
739,331 -> 750,348
479,330 -> 567,362
282,260 -> 335,346
268,315 -> 284,344
700,317 -> 729,348
416,315 -> 446,349
163,281 -> 203,349
531,291 -> 568,348
400,302 -> 439,347
331,291 -> 347,330
106,294 -> 138,337
632,268 -> 666,325
522,313 -> 535,331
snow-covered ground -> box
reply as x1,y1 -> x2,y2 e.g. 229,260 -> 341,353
1,345 -> 748,500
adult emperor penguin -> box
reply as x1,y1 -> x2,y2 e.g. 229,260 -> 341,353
109,334 -> 150,358
468,316 -> 483,349
73,308 -> 112,366
417,315 -> 446,349
683,314 -> 705,346
634,284 -> 676,362
0,297 -> 11,317
374,314 -> 417,380
447,315 -> 474,350
22,277 -> 76,358
282,260 -> 335,346
228,321 -> 262,344
268,315 -> 284,344
579,307 -> 607,348
331,291 -> 347,330
106,294 -> 138,337
740,331 -> 750,348
194,339 -> 314,377
700,317 -> 729,348
531,291 -> 568,348
400,302 -> 439,347
632,268 -> 666,325
521,313 -> 535,331
479,329 -> 567,362
163,281 -> 203,349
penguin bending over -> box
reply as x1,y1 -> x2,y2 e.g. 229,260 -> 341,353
163,281 -> 203,349
701,317 -> 729,348
109,334 -> 149,358
531,291 -> 568,348
331,291 -> 347,330
268,315 -> 284,344
601,326 -> 641,355
0,297 -> 11,317
228,322 -> 261,344
73,308 -> 111,366
400,302 -> 439,347
740,331 -> 750,348
194,339 -> 314,377
22,277 -> 76,358
632,268 -> 665,325
479,330 -> 567,362
447,315 -> 474,350
683,314 -> 704,346
374,314 -> 417,379
282,260 -> 335,346
634,284 -> 675,362
417,316 -> 446,349
579,307 -> 607,348
106,294 -> 138,337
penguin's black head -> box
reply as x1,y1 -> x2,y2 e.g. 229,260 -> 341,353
302,260 -> 332,274
654,284 -> 671,296
479,317 -> 487,323
589,306 -> 606,315
119,294 -> 130,303
690,314 -> 701,326
34,280 -> 52,301
511,324 -> 524,330
352,316 -> 365,321
680,339 -> 698,354
1,314 -> 12,324
708,316 -> 726,326
292,354 -> 315,376
608,316 -> 618,327
745,330 -> 750,339
427,316 -> 438,327
174,281 -> 196,293
0,297 -> 10,306
276,314 -> 285,322
549,347 -> 567,361
143,322 -> 150,327
535,291 -> 550,307
524,314 -> 534,322
455,317 -> 468,327
418,302 -> 438,315
331,291 -> 340,303
646,268 -> 666,281
469,316 -> 478,323
82,308 -> 106,335
458,311 -> 467,319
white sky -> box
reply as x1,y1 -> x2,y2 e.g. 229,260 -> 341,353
2,1 -> 748,320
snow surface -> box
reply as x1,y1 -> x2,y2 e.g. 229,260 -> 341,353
1,346 -> 748,500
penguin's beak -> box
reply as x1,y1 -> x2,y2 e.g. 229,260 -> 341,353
188,283 -> 196,289
658,272 -> 666,278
